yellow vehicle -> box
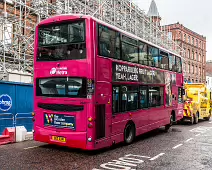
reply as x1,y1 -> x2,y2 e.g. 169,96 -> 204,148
183,83 -> 211,124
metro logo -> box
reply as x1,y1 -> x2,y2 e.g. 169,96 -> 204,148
50,67 -> 68,75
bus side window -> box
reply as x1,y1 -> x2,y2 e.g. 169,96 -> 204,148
121,86 -> 128,112
139,86 -> 148,108
112,86 -> 120,114
149,86 -> 163,107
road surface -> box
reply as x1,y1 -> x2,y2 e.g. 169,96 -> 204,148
1,120 -> 212,170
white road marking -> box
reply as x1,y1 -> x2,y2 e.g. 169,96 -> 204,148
185,138 -> 193,142
125,154 -> 151,159
149,153 -> 165,161
172,144 -> 183,149
24,146 -> 39,150
190,126 -> 212,133
195,134 -> 201,137
93,153 -> 160,170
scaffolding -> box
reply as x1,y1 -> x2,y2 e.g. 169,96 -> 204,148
0,0 -> 183,79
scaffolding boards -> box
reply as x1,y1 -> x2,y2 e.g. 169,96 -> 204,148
0,0 -> 183,78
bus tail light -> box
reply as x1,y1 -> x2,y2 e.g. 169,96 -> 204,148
88,117 -> 93,122
88,123 -> 93,128
32,112 -> 35,116
32,118 -> 35,122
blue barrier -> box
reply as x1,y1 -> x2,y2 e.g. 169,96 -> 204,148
0,113 -> 14,134
15,113 -> 33,132
0,81 -> 33,134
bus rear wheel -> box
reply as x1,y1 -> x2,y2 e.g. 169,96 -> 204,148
124,122 -> 135,145
165,114 -> 173,132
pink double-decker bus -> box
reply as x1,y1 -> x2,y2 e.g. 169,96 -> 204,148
33,14 -> 184,150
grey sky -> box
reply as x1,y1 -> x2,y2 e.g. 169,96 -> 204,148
132,0 -> 212,61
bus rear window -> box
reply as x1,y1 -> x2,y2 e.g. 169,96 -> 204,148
37,21 -> 86,61
36,77 -> 87,98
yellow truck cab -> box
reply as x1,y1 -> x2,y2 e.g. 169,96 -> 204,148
183,83 -> 211,124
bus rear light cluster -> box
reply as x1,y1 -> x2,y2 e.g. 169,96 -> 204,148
32,112 -> 35,122
88,117 -> 93,128
88,117 -> 93,122
88,123 -> 93,128
88,137 -> 92,142
32,112 -> 35,116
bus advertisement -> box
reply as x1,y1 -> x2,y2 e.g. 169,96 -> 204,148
33,14 -> 184,150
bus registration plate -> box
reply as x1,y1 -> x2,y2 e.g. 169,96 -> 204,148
52,136 -> 66,143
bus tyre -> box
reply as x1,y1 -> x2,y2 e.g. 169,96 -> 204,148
165,114 -> 173,132
194,113 -> 198,124
124,123 -> 135,145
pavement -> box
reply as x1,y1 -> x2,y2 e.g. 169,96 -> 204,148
1,120 -> 212,170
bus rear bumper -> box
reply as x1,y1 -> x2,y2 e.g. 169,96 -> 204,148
33,126 -> 89,150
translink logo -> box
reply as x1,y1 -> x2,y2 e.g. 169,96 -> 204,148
0,94 -> 12,111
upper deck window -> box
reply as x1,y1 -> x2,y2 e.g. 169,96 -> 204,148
122,35 -> 138,63
176,56 -> 182,73
148,46 -> 159,67
98,24 -> 120,59
36,77 -> 87,98
37,20 -> 86,61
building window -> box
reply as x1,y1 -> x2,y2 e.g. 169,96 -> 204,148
199,53 -> 201,62
192,65 -> 194,74
192,37 -> 194,45
195,52 -> 198,61
199,41 -> 201,48
188,36 -> 190,43
183,62 -> 186,72
188,64 -> 190,73
196,39 -> 198,47
192,51 -> 194,59
188,49 -> 190,58
184,48 -> 186,58
179,31 -> 181,39
184,34 -> 186,41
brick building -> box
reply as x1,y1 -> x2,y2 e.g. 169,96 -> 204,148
163,23 -> 206,83
148,0 -> 206,83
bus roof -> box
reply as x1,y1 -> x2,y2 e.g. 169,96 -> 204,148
38,14 -> 183,59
